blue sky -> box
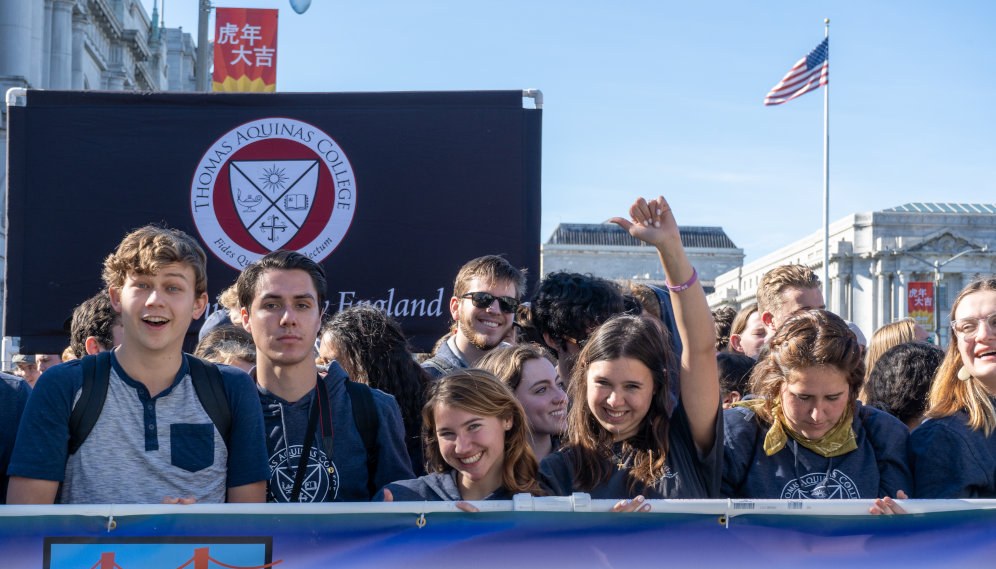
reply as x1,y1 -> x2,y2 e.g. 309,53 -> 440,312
150,0 -> 995,263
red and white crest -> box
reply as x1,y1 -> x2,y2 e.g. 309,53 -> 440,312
191,118 -> 356,270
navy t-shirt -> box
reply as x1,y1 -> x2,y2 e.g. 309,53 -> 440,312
539,399 -> 723,499
1,373 -> 31,503
7,353 -> 270,503
909,403 -> 996,498
722,401 -> 912,499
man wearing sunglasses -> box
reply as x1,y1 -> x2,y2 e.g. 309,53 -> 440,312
421,256 -> 526,379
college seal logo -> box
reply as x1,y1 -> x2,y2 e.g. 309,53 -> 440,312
191,118 -> 356,270
780,469 -> 860,499
268,445 -> 339,503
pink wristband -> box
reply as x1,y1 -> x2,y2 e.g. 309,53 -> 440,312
665,268 -> 697,292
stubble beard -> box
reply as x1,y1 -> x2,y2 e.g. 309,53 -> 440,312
459,309 -> 506,352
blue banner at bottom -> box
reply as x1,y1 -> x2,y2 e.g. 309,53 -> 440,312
1,508 -> 995,568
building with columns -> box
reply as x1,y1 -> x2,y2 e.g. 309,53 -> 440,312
707,203 -> 996,345
541,222 -> 745,293
0,0 -> 200,329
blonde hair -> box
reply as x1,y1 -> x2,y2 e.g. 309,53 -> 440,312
628,283 -> 662,320
61,346 -> 77,362
218,285 -> 240,312
477,343 -> 555,391
925,276 -> 996,435
423,369 -> 544,496
757,265 -> 820,317
862,318 -> 920,399
103,226 -> 208,296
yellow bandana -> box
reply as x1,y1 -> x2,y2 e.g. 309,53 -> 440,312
733,398 -> 857,458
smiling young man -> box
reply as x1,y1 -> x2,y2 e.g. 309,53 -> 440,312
7,226 -> 270,504
421,256 -> 527,379
756,265 -> 826,339
238,251 -> 414,502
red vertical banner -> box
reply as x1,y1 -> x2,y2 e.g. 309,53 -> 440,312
908,281 -> 935,332
212,8 -> 278,92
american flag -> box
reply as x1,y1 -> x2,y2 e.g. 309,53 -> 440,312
764,38 -> 828,106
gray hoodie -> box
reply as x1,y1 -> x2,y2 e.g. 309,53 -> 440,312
256,362 -> 415,502
373,470 -> 514,501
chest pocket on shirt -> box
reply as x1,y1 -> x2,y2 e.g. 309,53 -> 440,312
171,423 -> 215,473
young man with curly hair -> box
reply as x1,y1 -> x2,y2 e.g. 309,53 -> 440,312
7,226 -> 270,504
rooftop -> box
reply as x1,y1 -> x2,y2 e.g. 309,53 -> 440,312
882,203 -> 996,214
546,223 -> 739,249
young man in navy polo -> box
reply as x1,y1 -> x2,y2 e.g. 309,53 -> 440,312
7,226 -> 270,504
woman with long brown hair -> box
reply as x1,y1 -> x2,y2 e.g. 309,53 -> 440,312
539,196 -> 722,510
722,310 -> 912,512
374,369 -> 546,508
477,344 -> 567,462
910,276 -> 996,498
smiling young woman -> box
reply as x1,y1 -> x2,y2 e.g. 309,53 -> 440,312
910,276 -> 996,498
538,196 -> 723,511
374,369 -> 546,509
722,310 -> 912,513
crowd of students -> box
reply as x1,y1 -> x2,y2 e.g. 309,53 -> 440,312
2,194 -> 996,513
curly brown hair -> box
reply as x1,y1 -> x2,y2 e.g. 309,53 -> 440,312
747,310 -> 865,425
422,369 -> 545,496
102,225 -> 208,296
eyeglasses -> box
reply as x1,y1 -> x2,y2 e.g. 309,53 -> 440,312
951,311 -> 996,339
460,292 -> 520,314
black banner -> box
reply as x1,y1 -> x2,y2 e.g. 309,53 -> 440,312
5,90 -> 542,353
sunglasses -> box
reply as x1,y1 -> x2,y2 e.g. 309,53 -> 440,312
460,292 -> 520,313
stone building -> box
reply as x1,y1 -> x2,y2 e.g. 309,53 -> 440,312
0,0 -> 200,330
541,222 -> 745,293
707,203 -> 996,345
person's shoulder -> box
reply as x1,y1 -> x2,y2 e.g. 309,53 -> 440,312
210,361 -> 256,391
1,371 -> 30,396
35,359 -> 85,394
381,474 -> 445,501
910,412 -> 975,445
723,406 -> 762,437
855,402 -> 909,439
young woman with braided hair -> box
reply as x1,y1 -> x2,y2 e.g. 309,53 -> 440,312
722,310 -> 912,514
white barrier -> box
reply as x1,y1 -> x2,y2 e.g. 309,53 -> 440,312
3,496 -> 996,518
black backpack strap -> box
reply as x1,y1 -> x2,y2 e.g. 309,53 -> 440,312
186,355 -> 232,447
345,381 -> 380,497
423,356 -> 455,376
68,351 -> 112,455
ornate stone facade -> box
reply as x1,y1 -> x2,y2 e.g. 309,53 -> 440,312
707,203 -> 996,344
541,223 -> 745,293
0,0 -> 201,329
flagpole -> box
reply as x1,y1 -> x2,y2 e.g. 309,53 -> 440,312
822,18 -> 830,308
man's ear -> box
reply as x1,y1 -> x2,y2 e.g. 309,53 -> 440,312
449,296 -> 461,322
241,307 -> 252,334
84,337 -> 108,355
761,311 -> 777,333
729,334 -> 743,354
192,292 -> 209,320
542,332 -> 560,358
107,287 -> 122,312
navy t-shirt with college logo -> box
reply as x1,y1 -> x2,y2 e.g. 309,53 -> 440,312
539,399 -> 723,499
256,363 -> 415,502
722,401 -> 913,499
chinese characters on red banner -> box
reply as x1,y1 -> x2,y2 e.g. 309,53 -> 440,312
212,8 -> 278,92
908,282 -> 935,332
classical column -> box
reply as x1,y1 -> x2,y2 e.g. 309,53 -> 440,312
0,0 -> 34,83
895,271 -> 908,319
31,0 -> 45,87
875,272 -> 887,332
71,10 -> 86,89
42,0 -> 52,88
48,0 -> 73,89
